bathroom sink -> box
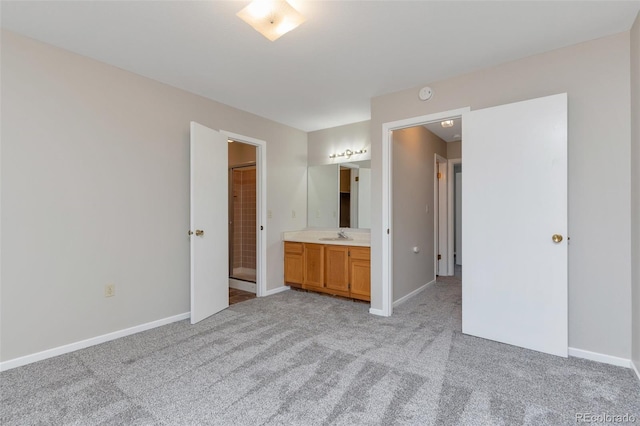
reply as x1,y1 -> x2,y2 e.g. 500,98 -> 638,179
319,237 -> 353,241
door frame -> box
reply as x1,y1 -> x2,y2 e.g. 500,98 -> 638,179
435,154 -> 448,276
221,131 -> 267,297
447,158 -> 462,276
378,107 -> 469,317
228,162 -> 256,288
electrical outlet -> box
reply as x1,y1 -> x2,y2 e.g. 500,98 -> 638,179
267,210 -> 273,219
105,284 -> 115,297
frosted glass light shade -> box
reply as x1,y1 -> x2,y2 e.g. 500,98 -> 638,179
237,0 -> 306,41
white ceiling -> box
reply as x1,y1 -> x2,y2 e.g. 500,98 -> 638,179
2,1 -> 639,132
424,119 -> 462,143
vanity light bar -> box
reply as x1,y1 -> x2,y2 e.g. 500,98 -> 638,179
329,149 -> 367,159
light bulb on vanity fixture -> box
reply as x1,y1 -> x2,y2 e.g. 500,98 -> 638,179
237,0 -> 306,41
441,120 -> 454,128
329,148 -> 367,159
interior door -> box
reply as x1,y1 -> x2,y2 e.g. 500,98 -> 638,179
462,93 -> 568,357
190,121 -> 229,324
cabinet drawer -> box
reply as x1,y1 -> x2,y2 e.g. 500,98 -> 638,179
349,247 -> 370,261
284,241 -> 303,254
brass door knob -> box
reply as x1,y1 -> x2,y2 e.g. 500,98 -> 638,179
552,234 -> 563,243
195,229 -> 204,236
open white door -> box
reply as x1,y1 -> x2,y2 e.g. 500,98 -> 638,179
190,122 -> 229,324
462,93 -> 568,357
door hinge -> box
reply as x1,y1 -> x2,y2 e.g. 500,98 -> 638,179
437,254 -> 442,260
348,283 -> 351,289
348,250 -> 351,257
387,228 -> 390,235
437,172 -> 442,179
355,176 -> 359,182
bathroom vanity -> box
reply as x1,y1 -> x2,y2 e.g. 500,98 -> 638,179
283,230 -> 370,301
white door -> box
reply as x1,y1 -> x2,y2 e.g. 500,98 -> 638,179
462,93 -> 568,357
190,121 -> 229,324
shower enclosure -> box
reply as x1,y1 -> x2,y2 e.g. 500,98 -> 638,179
229,165 -> 257,283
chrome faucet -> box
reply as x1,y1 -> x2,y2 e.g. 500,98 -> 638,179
337,229 -> 349,239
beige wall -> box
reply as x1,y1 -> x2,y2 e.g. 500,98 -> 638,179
370,33 -> 632,359
228,142 -> 256,167
392,127 -> 446,301
447,141 -> 461,159
308,120 -> 371,166
631,12 -> 640,371
0,31 -> 308,362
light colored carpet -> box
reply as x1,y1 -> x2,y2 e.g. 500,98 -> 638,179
1,276 -> 639,425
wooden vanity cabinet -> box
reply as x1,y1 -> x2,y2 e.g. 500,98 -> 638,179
349,247 -> 371,301
284,241 -> 371,302
284,242 -> 304,287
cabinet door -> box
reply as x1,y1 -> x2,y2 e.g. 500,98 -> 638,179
349,247 -> 370,301
284,242 -> 304,286
325,245 -> 349,292
303,243 -> 324,289
284,253 -> 304,285
350,259 -> 371,301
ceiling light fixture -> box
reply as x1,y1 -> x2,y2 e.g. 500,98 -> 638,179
237,0 -> 306,42
441,120 -> 454,128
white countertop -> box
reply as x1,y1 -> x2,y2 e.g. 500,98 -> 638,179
283,229 -> 370,247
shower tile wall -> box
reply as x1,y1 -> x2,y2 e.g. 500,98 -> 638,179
232,168 -> 256,275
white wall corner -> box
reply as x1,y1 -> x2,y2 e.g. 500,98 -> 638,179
568,347 -> 632,369
393,279 -> 436,308
0,312 -> 190,372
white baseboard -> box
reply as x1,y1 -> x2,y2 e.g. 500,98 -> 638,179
393,279 -> 436,308
233,267 -> 256,276
262,285 -> 290,296
632,360 -> 640,381
0,312 -> 190,372
369,307 -> 388,316
229,278 -> 256,294
568,347 -> 632,368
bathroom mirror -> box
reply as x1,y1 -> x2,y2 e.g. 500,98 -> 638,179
307,160 -> 371,229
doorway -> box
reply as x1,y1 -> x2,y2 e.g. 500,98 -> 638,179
379,94 -> 568,357
222,130 -> 268,298
376,108 -> 469,317
229,162 -> 257,290
189,124 -> 267,323
228,140 -> 257,297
